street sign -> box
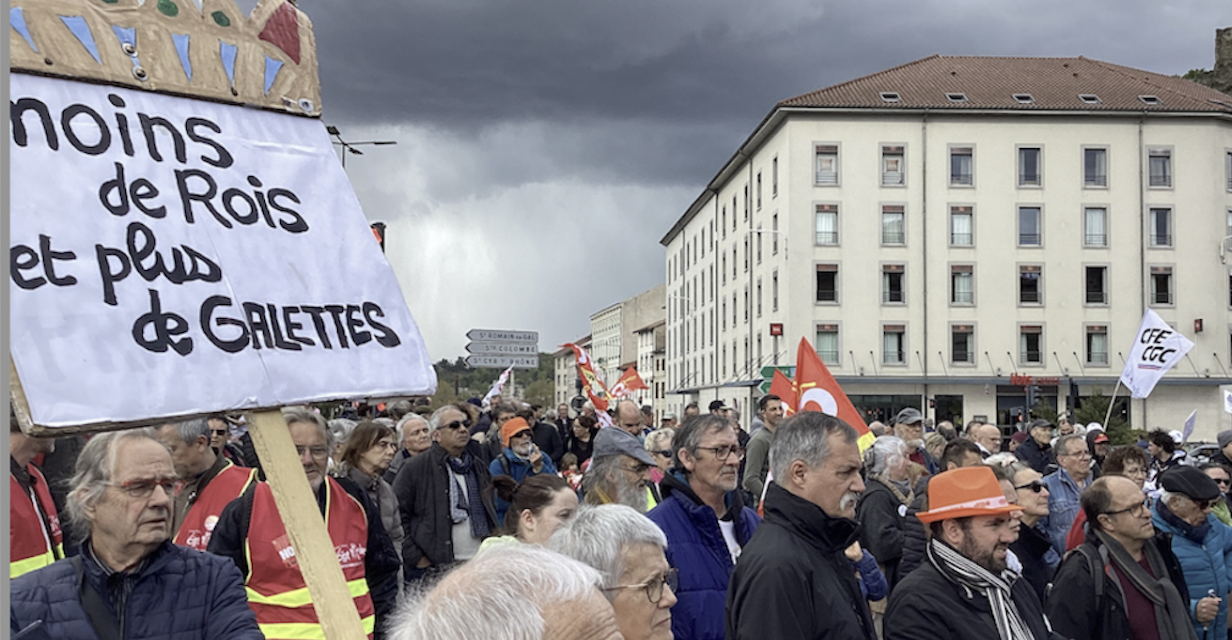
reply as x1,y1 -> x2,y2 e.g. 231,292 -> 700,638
466,342 -> 538,355
466,355 -> 539,369
466,329 -> 538,343
759,366 -> 795,394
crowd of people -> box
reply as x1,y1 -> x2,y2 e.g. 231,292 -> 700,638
10,393 -> 1232,640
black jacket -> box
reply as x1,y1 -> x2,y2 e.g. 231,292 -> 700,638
884,552 -> 1053,640
1015,437 -> 1055,475
726,483 -> 876,640
1045,533 -> 1189,640
898,476 -> 932,578
532,420 -> 565,467
1009,522 -> 1055,603
856,477 -> 909,589
392,442 -> 497,569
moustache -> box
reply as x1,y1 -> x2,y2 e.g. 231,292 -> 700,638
840,491 -> 860,511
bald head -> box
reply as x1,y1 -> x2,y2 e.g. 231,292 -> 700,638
975,424 -> 1002,454
615,400 -> 642,437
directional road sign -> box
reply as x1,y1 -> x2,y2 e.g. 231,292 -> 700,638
758,366 -> 795,394
466,329 -> 538,343
466,342 -> 538,355
465,355 -> 539,369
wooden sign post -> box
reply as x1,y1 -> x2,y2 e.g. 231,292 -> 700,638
9,1 -> 437,638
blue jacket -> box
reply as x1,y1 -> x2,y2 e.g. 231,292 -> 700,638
1153,502 -> 1232,640
1041,467 -> 1090,554
647,471 -> 760,640
489,447 -> 558,525
10,539 -> 262,640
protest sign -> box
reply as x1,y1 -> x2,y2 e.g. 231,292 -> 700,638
1119,309 -> 1194,399
10,74 -> 436,430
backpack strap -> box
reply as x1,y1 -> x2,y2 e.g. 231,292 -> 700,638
72,555 -> 122,640
1069,543 -> 1105,600
499,454 -> 511,477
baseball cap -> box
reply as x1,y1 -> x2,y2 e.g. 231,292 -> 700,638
917,467 -> 1022,523
894,407 -> 923,425
592,427 -> 656,466
708,400 -> 728,412
1092,432 -> 1109,444
663,412 -> 677,420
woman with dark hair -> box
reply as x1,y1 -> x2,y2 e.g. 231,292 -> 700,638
478,474 -> 578,552
336,420 -> 404,561
567,414 -> 598,465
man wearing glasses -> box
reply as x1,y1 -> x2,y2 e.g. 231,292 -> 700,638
647,413 -> 760,640
583,427 -> 659,513
208,408 -> 401,639
12,430 -> 263,639
153,418 -> 256,551
1042,434 -> 1094,554
393,403 -> 497,584
1047,475 -> 1194,640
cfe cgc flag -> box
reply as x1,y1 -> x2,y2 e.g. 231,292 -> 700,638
1120,309 -> 1195,399
794,337 -> 875,451
483,365 -> 514,403
609,366 -> 648,398
563,343 -> 611,412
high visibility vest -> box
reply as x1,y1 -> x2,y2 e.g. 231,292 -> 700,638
10,464 -> 63,578
244,477 -> 376,640
173,461 -> 256,551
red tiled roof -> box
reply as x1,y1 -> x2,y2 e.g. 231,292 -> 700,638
779,55 -> 1232,113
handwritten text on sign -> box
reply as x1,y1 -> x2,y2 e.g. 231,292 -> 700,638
10,75 -> 436,428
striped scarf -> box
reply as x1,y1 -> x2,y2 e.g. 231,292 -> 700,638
927,538 -> 1037,640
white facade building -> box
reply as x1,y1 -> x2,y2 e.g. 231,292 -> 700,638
661,55 -> 1232,440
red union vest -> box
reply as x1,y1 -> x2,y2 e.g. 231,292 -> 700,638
173,461 -> 256,551
10,463 -> 63,578
244,477 -> 375,640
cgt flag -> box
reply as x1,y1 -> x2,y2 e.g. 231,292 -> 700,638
794,337 -> 875,451
769,369 -> 798,418
563,343 -> 611,413
609,366 -> 648,399
1120,309 -> 1195,399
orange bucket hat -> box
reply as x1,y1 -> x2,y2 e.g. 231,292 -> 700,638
500,417 -> 533,449
917,466 -> 1022,523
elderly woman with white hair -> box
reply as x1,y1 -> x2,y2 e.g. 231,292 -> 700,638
550,504 -> 678,640
855,435 -> 914,593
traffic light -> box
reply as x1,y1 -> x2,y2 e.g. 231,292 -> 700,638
1069,380 -> 1080,412
1025,385 -> 1036,411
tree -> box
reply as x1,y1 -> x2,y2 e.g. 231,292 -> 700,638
524,379 -> 554,408
1074,390 -> 1133,445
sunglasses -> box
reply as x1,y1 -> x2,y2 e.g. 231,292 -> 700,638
653,450 -> 673,459
440,419 -> 472,431
1014,481 -> 1046,494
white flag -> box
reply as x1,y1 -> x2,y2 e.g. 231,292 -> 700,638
483,365 -> 515,402
1223,389 -> 1232,415
1120,309 -> 1195,399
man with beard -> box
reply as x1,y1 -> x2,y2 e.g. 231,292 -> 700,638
583,428 -> 658,512
893,408 -> 938,475
726,412 -> 876,640
884,466 -> 1053,640
490,417 -> 558,523
647,414 -> 760,640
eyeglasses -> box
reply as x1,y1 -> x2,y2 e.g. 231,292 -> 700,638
1104,498 -> 1151,518
1189,497 -> 1214,510
1014,481 -> 1046,494
1060,450 -> 1091,459
295,445 -> 330,460
652,450 -> 673,459
696,445 -> 745,461
107,477 -> 178,498
618,463 -> 653,476
1212,477 -> 1232,487
602,568 -> 678,603
440,419 -> 472,431
211,429 -> 229,436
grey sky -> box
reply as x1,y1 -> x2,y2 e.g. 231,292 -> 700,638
281,0 -> 1228,362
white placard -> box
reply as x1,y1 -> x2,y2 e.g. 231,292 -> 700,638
1119,309 -> 1194,399
10,75 -> 436,428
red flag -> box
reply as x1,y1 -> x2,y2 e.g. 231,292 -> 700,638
768,369 -> 798,417
563,343 -> 610,412
610,366 -> 648,398
793,337 -> 874,451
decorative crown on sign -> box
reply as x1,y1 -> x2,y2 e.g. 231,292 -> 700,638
10,0 -> 321,117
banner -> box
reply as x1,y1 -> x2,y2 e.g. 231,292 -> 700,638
794,337 -> 874,451
563,343 -> 610,412
10,75 -> 436,428
483,365 -> 514,403
1181,409 -> 1197,444
1119,309 -> 1195,399
609,366 -> 647,399
1224,389 -> 1232,415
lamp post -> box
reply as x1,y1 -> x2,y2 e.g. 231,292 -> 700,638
326,125 -> 396,169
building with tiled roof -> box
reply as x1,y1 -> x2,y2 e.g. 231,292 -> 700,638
661,55 -> 1232,439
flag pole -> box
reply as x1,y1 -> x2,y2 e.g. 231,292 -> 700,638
1103,378 -> 1122,431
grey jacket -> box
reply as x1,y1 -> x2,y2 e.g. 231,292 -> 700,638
343,465 -> 405,562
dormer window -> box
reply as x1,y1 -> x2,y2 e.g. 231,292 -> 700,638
946,93 -> 967,103
1013,93 -> 1034,104
880,92 -> 901,103
1139,95 -> 1161,105
1079,94 -> 1101,104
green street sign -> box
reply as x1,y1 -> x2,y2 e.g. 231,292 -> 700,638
759,366 -> 794,394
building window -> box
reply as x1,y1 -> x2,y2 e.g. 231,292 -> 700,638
1019,265 -> 1042,304
756,279 -> 762,317
721,299 -> 726,330
720,254 -> 726,285
756,229 -> 762,264
1086,326 -> 1108,365
732,196 -> 737,231
771,214 -> 779,254
1149,207 -> 1172,247
815,204 -> 838,245
1226,152 -> 1232,191
1084,207 -> 1107,247
882,145 -> 905,186
721,205 -> 726,239
772,156 -> 778,196
1148,148 -> 1172,188
772,270 -> 778,311
950,206 -> 973,246
815,325 -> 839,365
743,185 -> 749,220
1084,148 -> 1107,187
952,325 -> 974,364
951,265 -> 973,305
744,287 -> 749,322
881,205 -> 905,245
950,146 -> 973,186
1018,206 -> 1041,246
731,247 -> 736,279
883,325 -> 905,365
816,264 -> 838,303
1150,266 -> 1173,305
1018,147 -> 1041,187
1020,326 -> 1043,365
815,144 -> 839,185
743,237 -> 749,271
1085,266 -> 1107,305
756,172 -> 762,210
882,265 -> 905,304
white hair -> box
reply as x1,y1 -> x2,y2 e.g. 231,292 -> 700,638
548,504 -> 667,594
769,411 -> 858,482
388,545 -> 603,640
396,413 -> 428,442
864,435 -> 907,477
